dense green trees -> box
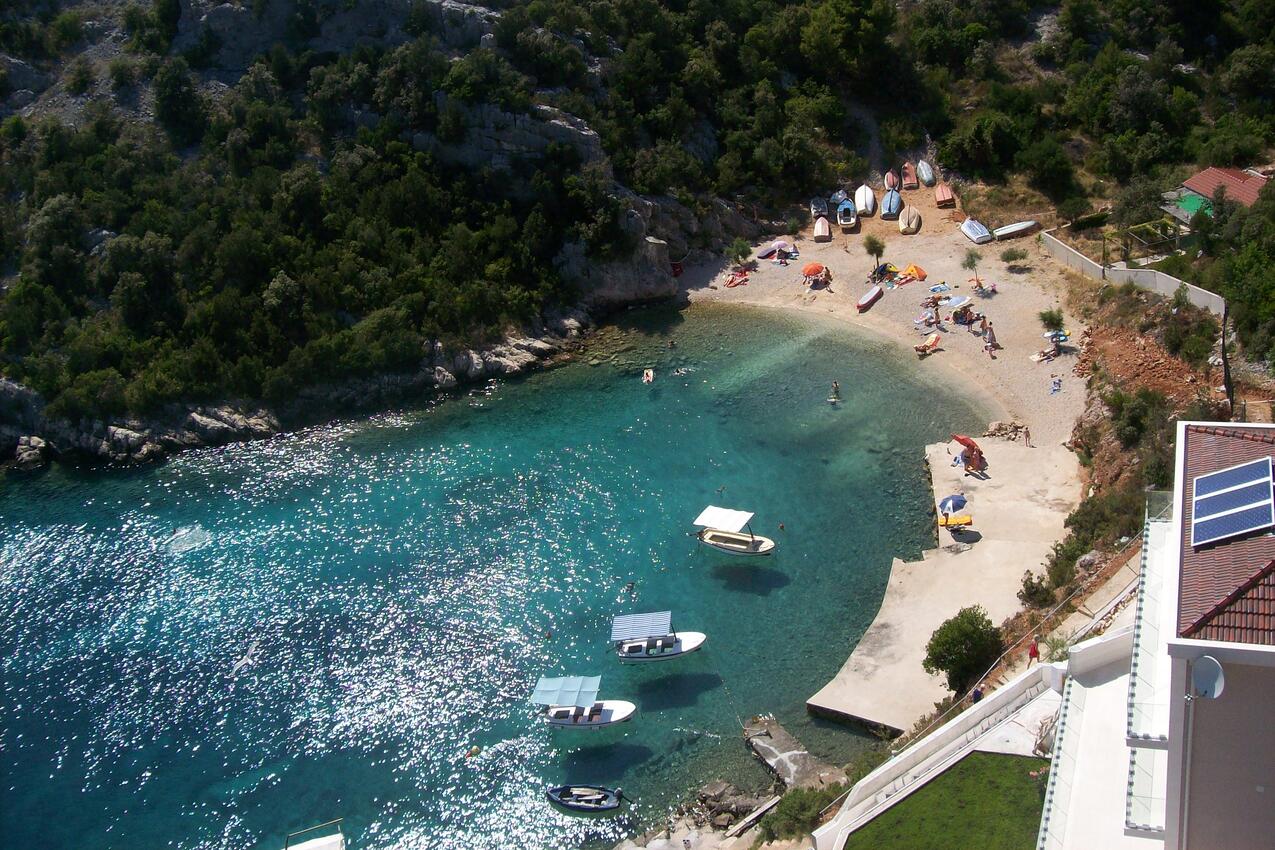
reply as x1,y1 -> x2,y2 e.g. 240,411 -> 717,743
923,606 -> 1004,693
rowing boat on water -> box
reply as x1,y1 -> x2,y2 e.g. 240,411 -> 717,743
693,505 -> 776,556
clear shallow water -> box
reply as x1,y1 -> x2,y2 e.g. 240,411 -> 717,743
0,304 -> 985,850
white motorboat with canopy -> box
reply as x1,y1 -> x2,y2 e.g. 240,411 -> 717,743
693,505 -> 776,556
285,821 -> 345,850
531,675 -> 636,728
611,611 -> 706,662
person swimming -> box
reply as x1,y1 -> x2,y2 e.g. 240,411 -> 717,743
642,368 -> 654,383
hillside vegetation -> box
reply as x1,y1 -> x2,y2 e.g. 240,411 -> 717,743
1,0 -> 1273,421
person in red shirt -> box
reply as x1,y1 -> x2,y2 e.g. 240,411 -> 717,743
1028,636 -> 1041,665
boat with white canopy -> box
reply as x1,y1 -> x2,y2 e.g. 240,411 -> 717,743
693,505 -> 776,556
285,821 -> 345,850
531,675 -> 636,729
611,611 -> 706,662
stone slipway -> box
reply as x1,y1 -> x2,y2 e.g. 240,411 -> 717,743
807,440 -> 1080,734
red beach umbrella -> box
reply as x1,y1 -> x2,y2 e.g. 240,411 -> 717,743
802,262 -> 826,277
951,434 -> 980,453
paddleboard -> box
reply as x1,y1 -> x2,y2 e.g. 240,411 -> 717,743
938,514 -> 973,527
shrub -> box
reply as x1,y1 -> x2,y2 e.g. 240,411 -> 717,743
66,58 -> 94,95
48,11 -> 84,53
1105,387 -> 1167,448
108,58 -> 137,89
727,236 -> 751,267
1018,570 -> 1054,607
1000,247 -> 1028,265
1057,196 -> 1091,224
153,58 -> 206,145
923,605 -> 1004,693
1038,308 -> 1064,331
759,783 -> 846,841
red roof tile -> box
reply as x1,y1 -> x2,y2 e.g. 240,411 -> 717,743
1182,167 -> 1269,208
1178,425 -> 1275,645
1181,560 -> 1275,644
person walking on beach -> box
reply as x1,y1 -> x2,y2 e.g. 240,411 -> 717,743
984,321 -> 998,357
1023,425 -> 1032,448
1028,635 -> 1041,665
979,315 -> 988,336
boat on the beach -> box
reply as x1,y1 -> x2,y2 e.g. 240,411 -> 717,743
881,189 -> 902,220
857,285 -> 883,313
938,294 -> 970,309
836,199 -> 857,230
612,610 -> 706,662
693,505 -> 776,556
898,206 -> 921,234
829,188 -> 848,207
934,184 -> 955,207
901,162 -> 918,190
813,216 -> 831,242
884,169 -> 899,189
810,197 -> 828,219
532,676 -> 636,729
854,184 -> 876,216
960,217 -> 993,244
917,160 -> 936,186
546,785 -> 624,814
992,220 -> 1039,240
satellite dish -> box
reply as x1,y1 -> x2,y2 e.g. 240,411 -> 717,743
1191,655 -> 1226,700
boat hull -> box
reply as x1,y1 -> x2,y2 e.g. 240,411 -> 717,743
960,217 -> 993,244
854,185 -> 875,215
992,220 -> 1038,240
901,163 -> 918,190
543,700 -> 637,729
899,207 -> 921,234
884,170 -> 899,189
917,160 -> 935,186
813,216 -> 831,242
697,528 -> 776,556
857,285 -> 883,313
881,189 -> 902,220
934,184 -> 955,207
546,786 -> 623,814
616,631 -> 707,662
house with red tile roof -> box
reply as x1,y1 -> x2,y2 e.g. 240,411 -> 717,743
1182,167 -> 1269,208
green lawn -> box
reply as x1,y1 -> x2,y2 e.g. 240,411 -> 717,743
842,752 -> 1048,850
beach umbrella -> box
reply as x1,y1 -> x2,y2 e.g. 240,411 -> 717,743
938,494 -> 967,513
802,262 -> 826,277
951,434 -> 980,453
772,240 -> 791,252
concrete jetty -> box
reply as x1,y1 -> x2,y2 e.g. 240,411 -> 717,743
744,714 -> 847,788
806,440 -> 1080,734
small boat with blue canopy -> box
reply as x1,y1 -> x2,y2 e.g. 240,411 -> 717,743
611,611 -> 706,662
693,505 -> 776,556
531,675 -> 636,729
836,199 -> 857,230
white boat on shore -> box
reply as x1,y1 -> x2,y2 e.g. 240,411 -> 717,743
612,610 -> 706,662
992,220 -> 1038,240
532,675 -> 636,729
855,184 -> 876,216
960,217 -> 993,244
693,505 -> 776,556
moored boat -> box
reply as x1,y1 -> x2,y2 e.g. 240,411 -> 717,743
992,220 -> 1039,240
813,216 -> 831,242
612,611 -> 706,662
854,184 -> 876,216
901,162 -> 918,190
285,821 -> 346,850
960,217 -> 993,244
810,197 -> 828,219
546,785 -> 624,814
884,169 -> 899,190
881,188 -> 902,220
693,505 -> 775,556
836,199 -> 857,230
917,160 -> 936,186
857,285 -> 883,313
532,676 -> 636,729
934,183 -> 955,207
898,205 -> 921,234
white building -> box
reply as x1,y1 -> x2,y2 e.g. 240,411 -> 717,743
815,422 -> 1275,850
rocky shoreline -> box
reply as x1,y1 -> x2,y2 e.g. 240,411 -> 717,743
0,308 -> 602,472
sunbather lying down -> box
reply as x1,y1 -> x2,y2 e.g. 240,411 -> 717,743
915,333 -> 942,357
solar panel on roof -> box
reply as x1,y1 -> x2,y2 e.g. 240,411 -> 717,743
1191,456 -> 1274,547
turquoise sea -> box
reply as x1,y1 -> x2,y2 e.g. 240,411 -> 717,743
0,304 -> 985,850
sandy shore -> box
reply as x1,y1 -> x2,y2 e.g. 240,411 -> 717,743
682,193 -> 1088,733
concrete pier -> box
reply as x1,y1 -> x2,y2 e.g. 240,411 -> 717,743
744,714 -> 847,789
806,440 -> 1080,734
